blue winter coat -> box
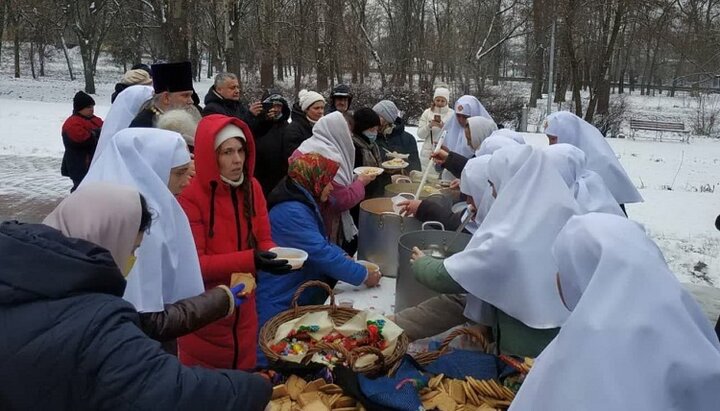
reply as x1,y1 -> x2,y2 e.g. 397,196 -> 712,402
0,221 -> 271,411
257,178 -> 367,329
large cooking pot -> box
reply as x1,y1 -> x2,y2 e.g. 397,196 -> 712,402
384,182 -> 446,200
395,222 -> 472,312
357,198 -> 422,278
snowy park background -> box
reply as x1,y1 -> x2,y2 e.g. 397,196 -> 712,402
1,45 -> 719,287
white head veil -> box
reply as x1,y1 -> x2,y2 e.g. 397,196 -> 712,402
82,128 -> 205,312
93,85 -> 154,165
442,95 -> 492,158
445,145 -> 578,328
466,116 -> 498,150
475,133 -> 520,157
544,111 -> 643,204
493,128 -> 525,144
510,213 -> 720,411
544,144 -> 625,216
297,111 -> 358,241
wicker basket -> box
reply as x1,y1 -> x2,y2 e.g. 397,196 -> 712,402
258,280 -> 409,376
412,327 -> 521,409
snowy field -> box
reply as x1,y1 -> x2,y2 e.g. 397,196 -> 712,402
1,47 -> 719,286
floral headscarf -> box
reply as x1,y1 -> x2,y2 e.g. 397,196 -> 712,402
288,152 -> 340,199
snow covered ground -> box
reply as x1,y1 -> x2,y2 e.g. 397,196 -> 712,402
1,48 -> 719,285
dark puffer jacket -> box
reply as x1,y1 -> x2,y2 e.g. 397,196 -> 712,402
202,85 -> 257,131
253,90 -> 291,195
61,113 -> 103,191
0,221 -> 271,411
281,103 -> 314,161
376,118 -> 421,172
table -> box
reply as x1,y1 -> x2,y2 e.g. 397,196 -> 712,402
325,277 -> 397,315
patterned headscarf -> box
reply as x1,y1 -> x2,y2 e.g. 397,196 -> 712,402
288,153 -> 340,199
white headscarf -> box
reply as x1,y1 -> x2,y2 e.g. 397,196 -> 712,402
443,95 -> 492,158
510,213 -> 720,411
459,155 -> 493,225
445,145 -> 578,328
93,85 -> 154,165
457,154 -> 497,327
297,111 -> 358,241
493,128 -> 525,144
544,144 -> 625,217
544,111 -> 643,204
475,133 -> 520,157
466,116 -> 498,150
82,128 -> 205,312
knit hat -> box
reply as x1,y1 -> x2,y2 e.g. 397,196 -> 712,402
214,124 -> 246,150
288,153 -> 340,199
298,89 -> 325,111
372,100 -> 399,124
73,91 -> 95,112
353,108 -> 381,134
121,69 -> 153,86
151,61 -> 194,93
434,87 -> 450,101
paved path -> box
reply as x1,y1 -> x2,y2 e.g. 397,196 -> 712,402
0,155 -> 70,222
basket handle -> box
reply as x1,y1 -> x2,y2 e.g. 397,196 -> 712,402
300,341 -> 352,366
437,327 -> 490,354
350,345 -> 386,371
291,280 -> 335,316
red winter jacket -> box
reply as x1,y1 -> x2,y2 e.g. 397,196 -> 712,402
177,115 -> 275,371
60,113 -> 103,184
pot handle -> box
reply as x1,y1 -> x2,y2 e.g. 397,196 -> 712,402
422,221 -> 446,231
392,176 -> 412,184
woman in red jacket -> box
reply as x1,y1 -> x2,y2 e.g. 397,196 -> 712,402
178,114 -> 291,370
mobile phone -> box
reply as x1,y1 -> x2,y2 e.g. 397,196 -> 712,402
434,114 -> 441,122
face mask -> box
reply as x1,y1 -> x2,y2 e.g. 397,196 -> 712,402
362,130 -> 378,143
122,254 -> 137,277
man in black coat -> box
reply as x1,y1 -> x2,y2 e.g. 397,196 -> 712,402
326,84 -> 353,114
129,62 -> 195,128
253,90 -> 291,196
0,220 -> 272,410
202,72 -> 261,130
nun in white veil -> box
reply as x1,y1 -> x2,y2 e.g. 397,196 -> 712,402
475,133 -> 521,157
92,85 -> 154,165
544,144 -> 625,217
83,128 -> 206,314
544,111 -> 643,205
510,213 -> 720,411
444,145 -> 578,330
442,95 -> 493,159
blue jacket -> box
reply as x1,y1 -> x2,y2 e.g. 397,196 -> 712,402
0,221 -> 271,411
257,178 -> 367,329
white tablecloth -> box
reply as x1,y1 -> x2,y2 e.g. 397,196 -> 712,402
325,277 -> 397,315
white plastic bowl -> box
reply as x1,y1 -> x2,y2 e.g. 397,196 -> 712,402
270,247 -> 309,270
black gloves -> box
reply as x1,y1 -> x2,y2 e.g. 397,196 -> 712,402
254,251 -> 292,275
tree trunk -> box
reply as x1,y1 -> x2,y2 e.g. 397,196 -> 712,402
79,46 -> 96,94
166,0 -> 189,61
39,43 -> 46,76
670,53 -> 685,97
29,42 -> 37,79
60,35 -> 75,81
0,0 -> 5,61
13,27 -> 20,78
563,0 -> 582,115
529,0 -> 546,108
260,50 -> 274,89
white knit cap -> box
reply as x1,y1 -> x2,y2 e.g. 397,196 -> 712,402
373,100 -> 399,124
214,124 -> 246,150
121,69 -> 153,86
434,87 -> 450,101
298,89 -> 326,111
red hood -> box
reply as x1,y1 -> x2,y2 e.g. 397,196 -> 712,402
194,114 -> 256,189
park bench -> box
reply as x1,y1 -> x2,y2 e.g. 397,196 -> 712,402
629,118 -> 690,142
